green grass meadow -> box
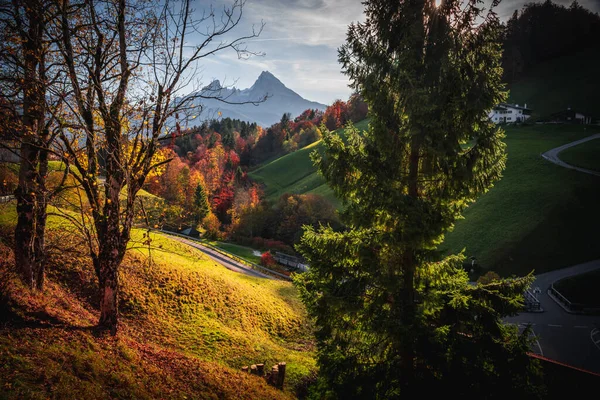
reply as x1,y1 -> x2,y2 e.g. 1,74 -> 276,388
249,119 -> 369,205
442,124 -> 600,277
558,137 -> 600,172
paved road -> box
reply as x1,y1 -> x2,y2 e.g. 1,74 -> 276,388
167,235 -> 273,280
541,133 -> 600,177
506,259 -> 600,373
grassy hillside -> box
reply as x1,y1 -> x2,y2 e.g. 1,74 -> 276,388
558,138 -> 600,172
249,119 -> 370,207
0,203 -> 314,399
442,124 -> 600,277
508,47 -> 600,119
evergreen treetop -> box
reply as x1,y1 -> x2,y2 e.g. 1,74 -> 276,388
295,0 -> 543,398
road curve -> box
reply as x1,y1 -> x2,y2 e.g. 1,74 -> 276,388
506,259 -> 600,373
541,133 -> 600,177
165,235 -> 273,280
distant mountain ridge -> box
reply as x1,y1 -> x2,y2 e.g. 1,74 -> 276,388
192,71 -> 327,127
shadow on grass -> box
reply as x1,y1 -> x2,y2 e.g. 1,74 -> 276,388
0,304 -> 100,334
490,181 -> 600,277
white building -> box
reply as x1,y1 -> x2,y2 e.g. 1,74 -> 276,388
488,103 -> 532,124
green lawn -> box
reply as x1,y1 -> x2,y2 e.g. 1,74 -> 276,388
207,240 -> 262,264
249,119 -> 369,204
441,124 -> 600,277
508,47 -> 600,119
558,137 -> 600,172
553,269 -> 600,307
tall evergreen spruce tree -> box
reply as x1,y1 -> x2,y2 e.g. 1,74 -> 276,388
194,183 -> 211,225
295,0 -> 543,398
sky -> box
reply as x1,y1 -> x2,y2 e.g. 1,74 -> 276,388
191,0 -> 600,105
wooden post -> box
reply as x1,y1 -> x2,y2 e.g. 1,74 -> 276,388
256,363 -> 264,376
269,365 -> 279,386
277,362 -> 286,388
241,366 -> 248,373
250,364 -> 258,375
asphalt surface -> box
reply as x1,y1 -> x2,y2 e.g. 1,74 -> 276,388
506,135 -> 600,373
541,133 -> 600,177
168,235 -> 273,280
506,259 -> 600,373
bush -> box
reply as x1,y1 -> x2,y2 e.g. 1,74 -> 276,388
477,270 -> 500,285
260,252 -> 276,268
202,212 -> 222,240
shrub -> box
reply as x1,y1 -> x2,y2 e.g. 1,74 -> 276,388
260,252 -> 276,268
202,212 -> 222,240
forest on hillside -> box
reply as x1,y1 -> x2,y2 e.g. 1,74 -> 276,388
501,0 -> 600,82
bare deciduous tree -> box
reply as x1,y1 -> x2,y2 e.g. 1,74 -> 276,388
0,0 -> 67,289
53,0 -> 264,334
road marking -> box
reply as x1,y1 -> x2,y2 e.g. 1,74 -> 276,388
574,325 -> 588,329
535,339 -> 543,356
548,324 -> 562,327
591,329 -> 600,351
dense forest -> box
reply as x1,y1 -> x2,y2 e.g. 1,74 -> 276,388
502,0 -> 600,82
136,93 -> 366,252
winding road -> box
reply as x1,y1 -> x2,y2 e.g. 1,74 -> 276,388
541,133 -> 600,177
163,234 -> 274,280
506,260 -> 600,373
505,133 -> 600,374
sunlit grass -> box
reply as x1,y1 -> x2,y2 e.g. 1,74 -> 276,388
249,119 -> 369,205
0,202 -> 315,398
205,240 -> 263,264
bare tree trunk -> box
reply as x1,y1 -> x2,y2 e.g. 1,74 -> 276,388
14,142 -> 38,288
96,170 -> 127,334
399,133 -> 421,389
33,138 -> 49,290
98,255 -> 120,335
13,0 -> 48,290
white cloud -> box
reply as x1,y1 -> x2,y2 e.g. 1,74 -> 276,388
184,0 -> 600,107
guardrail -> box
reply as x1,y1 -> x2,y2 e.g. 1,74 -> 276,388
523,289 -> 542,312
549,283 -> 600,315
273,252 -> 309,272
155,230 -> 292,281
0,195 -> 15,203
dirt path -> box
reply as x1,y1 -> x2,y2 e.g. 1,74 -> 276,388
541,133 -> 600,177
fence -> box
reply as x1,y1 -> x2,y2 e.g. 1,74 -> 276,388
156,230 -> 292,281
523,289 -> 542,312
273,252 -> 308,272
0,195 -> 15,204
549,283 -> 600,315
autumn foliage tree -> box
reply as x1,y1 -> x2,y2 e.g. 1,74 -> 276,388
53,0 -> 263,334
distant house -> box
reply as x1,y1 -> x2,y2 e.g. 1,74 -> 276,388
488,103 -> 532,124
549,108 -> 594,124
